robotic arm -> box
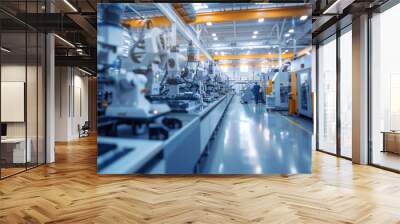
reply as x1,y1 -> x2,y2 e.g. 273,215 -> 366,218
101,16 -> 172,119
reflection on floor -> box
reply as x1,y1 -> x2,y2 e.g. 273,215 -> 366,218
373,150 -> 400,171
0,167 -> 25,178
0,163 -> 42,179
199,96 -> 313,174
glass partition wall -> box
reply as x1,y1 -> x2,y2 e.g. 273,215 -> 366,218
370,2 -> 400,171
339,27 -> 352,159
317,36 -> 337,155
316,26 -> 353,159
0,1 -> 46,179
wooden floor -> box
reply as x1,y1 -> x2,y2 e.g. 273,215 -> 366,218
1,136 -> 400,223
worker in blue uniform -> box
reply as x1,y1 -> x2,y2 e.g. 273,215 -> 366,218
252,82 -> 261,104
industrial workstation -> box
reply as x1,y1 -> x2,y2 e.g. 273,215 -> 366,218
96,3 -> 313,174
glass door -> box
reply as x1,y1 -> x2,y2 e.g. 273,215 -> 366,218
339,27 -> 352,158
0,0 -> 47,179
1,30 -> 28,178
317,36 -> 337,154
370,3 -> 400,171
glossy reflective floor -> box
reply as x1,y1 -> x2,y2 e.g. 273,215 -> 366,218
200,96 -> 313,174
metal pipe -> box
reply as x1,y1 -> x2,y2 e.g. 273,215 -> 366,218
155,3 -> 213,61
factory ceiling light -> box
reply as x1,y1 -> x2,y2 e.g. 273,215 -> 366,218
213,37 -> 218,41
258,18 -> 264,23
206,22 -> 213,26
212,33 -> 216,37
288,29 -> 294,33
300,15 -> 308,21
253,31 -> 258,35
284,33 -> 290,37
192,3 -> 208,11
252,35 -> 257,39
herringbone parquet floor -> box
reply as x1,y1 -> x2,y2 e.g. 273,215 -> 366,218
1,136 -> 400,223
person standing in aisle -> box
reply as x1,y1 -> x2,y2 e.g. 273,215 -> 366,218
252,82 -> 261,104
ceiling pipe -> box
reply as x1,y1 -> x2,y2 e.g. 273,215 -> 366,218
154,3 -> 213,62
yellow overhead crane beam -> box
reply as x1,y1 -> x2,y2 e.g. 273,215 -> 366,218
218,61 -> 279,67
198,52 -> 294,61
124,3 -> 189,27
212,52 -> 294,60
297,46 -> 312,57
194,6 -> 310,24
123,6 -> 311,28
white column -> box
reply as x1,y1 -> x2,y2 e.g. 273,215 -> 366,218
352,14 -> 369,164
46,32 -> 55,163
45,1 -> 55,163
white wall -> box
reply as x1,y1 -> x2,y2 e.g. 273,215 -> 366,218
1,65 -> 26,138
222,65 -> 264,81
54,67 -> 89,141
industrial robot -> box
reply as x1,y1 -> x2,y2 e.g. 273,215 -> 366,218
97,4 -> 181,139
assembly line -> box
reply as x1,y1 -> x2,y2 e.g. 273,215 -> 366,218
96,3 -> 313,174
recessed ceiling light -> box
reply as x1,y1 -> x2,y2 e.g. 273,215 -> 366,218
63,0 -> 78,12
258,18 -> 264,23
54,34 -> 75,48
213,37 -> 218,41
212,33 -> 216,37
206,22 -> 213,26
78,67 -> 92,76
288,29 -> 294,33
1,47 -> 11,53
253,31 -> 258,35
300,15 -> 308,21
284,33 -> 290,37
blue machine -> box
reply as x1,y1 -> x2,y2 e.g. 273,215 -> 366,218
296,68 -> 312,118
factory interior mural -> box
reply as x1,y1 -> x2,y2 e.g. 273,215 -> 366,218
96,3 -> 313,174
